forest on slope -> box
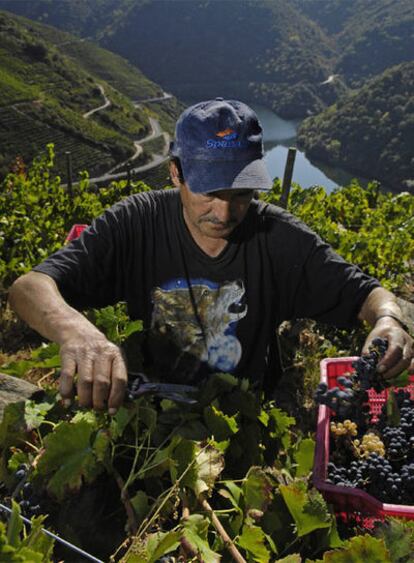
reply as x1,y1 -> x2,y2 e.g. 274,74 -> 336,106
0,0 -> 341,118
297,62 -> 414,192
0,0 -> 413,191
0,10 -> 182,180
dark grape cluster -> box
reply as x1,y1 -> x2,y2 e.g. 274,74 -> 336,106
351,337 -> 388,392
382,426 -> 410,460
13,464 -> 42,518
314,338 -> 388,424
318,337 -> 414,505
327,453 -> 407,504
314,381 -> 355,418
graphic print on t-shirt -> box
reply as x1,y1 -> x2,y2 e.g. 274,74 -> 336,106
150,278 -> 247,378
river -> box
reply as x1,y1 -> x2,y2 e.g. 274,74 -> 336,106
251,104 -> 370,194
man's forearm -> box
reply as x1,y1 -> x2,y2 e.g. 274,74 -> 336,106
9,271 -> 127,413
357,286 -> 405,328
8,271 -> 102,344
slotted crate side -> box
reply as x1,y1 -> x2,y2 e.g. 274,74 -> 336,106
313,357 -> 414,521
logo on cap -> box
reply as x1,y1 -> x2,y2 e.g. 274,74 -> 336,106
216,128 -> 238,141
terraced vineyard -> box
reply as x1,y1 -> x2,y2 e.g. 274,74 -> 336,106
0,106 -> 114,178
0,10 -> 179,182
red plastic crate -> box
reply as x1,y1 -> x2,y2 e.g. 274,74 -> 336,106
313,357 -> 414,521
65,224 -> 88,243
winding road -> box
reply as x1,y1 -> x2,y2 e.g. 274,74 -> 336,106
80,85 -> 171,184
83,85 -> 111,118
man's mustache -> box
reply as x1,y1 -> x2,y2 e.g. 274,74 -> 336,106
199,215 -> 237,227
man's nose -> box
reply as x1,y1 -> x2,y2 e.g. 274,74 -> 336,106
213,199 -> 233,223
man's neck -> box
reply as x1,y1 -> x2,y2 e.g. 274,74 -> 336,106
188,230 -> 228,257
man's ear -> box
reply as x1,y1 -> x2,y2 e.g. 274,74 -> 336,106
169,161 -> 181,188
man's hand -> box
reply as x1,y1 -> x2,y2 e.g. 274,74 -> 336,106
8,271 -> 128,414
362,317 -> 414,380
59,335 -> 127,414
358,287 -> 414,380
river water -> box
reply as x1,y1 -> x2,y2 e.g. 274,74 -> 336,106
251,104 -> 369,193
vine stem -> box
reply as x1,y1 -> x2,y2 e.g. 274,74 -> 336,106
109,464 -> 138,534
199,495 -> 247,563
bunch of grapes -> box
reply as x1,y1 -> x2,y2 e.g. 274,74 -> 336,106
318,337 -> 414,504
353,432 -> 385,458
330,420 -> 358,437
314,338 -> 389,425
352,337 -> 388,392
12,464 -> 43,518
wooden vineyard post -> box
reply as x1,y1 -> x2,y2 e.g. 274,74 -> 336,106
65,151 -> 73,197
279,147 -> 296,209
126,162 -> 132,195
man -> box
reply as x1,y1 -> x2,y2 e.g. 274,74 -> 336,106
9,98 -> 414,414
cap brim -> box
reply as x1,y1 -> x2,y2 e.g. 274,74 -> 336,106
180,157 -> 273,194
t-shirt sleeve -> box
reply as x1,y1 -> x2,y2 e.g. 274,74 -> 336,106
33,200 -> 134,310
290,236 -> 381,327
271,211 -> 381,328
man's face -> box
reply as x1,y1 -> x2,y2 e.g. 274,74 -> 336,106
179,180 -> 254,240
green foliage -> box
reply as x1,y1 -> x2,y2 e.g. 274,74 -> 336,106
0,501 -> 54,562
0,143 -> 150,290
0,372 -> 340,561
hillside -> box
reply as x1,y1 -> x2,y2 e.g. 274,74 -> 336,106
0,0 -> 342,119
294,0 -> 414,86
297,62 -> 414,192
0,10 -> 178,180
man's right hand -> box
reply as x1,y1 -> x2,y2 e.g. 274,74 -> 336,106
59,335 -> 127,414
9,271 -> 128,414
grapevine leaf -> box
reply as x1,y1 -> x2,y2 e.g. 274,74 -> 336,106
0,402 -> 26,449
276,555 -> 302,562
24,400 -> 54,430
237,524 -> 271,563
109,406 -> 134,439
37,419 -> 106,499
12,547 -> 44,562
30,343 -> 59,359
171,440 -> 224,496
147,530 -> 181,562
170,438 -> 197,485
373,518 -> 414,562
93,429 -> 111,462
314,534 -> 392,562
7,501 -> 22,548
20,515 -> 54,558
71,410 -> 99,426
268,408 -> 295,449
220,481 -> 242,504
293,438 -> 315,477
7,450 -> 28,474
242,467 -> 274,512
130,491 -> 150,524
138,404 -> 157,432
203,405 -> 239,440
182,514 -> 220,563
0,360 -> 33,378
123,319 -> 144,339
193,444 -> 225,497
279,482 -> 331,537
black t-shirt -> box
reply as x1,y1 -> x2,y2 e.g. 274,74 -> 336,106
34,189 -> 380,385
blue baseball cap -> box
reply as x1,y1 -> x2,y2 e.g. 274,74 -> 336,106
169,97 -> 272,194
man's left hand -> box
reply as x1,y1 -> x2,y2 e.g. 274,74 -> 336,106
362,317 -> 414,379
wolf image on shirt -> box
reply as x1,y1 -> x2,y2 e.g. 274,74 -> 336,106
151,279 -> 247,379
